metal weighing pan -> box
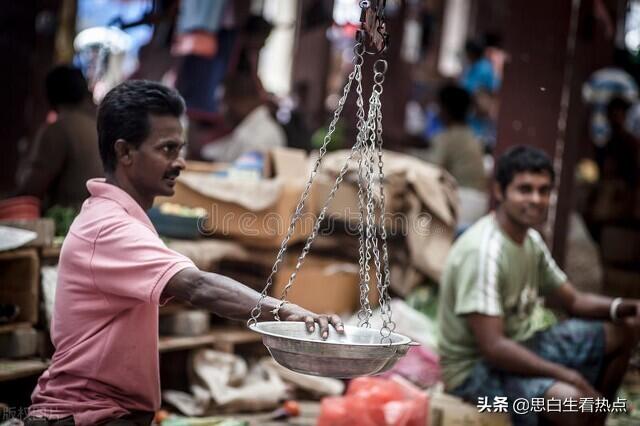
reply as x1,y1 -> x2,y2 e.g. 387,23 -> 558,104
250,321 -> 418,378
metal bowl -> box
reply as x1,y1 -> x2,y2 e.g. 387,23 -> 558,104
249,321 -> 417,378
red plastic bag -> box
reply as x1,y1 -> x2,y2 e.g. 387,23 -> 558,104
317,395 -> 378,426
379,346 -> 441,388
317,376 -> 428,426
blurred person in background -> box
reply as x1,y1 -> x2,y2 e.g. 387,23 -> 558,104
582,48 -> 638,147
427,84 -> 487,230
588,97 -> 640,237
483,32 -> 508,83
15,65 -> 103,211
460,39 -> 499,95
230,14 -> 273,96
460,39 -> 500,151
200,73 -> 285,163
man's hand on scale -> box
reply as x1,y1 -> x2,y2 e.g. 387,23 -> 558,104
279,304 -> 345,339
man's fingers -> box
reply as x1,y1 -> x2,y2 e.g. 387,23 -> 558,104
329,314 -> 345,334
304,316 -> 315,333
317,316 -> 330,339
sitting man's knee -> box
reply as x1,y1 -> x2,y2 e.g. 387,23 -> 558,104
544,382 -> 604,426
545,380 -> 601,401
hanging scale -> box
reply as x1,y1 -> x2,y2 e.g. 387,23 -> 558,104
249,0 -> 416,378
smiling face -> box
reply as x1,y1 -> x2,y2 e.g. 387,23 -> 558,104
126,114 -> 186,199
495,171 -> 553,229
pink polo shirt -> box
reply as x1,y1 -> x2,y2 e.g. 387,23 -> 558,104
29,179 -> 195,425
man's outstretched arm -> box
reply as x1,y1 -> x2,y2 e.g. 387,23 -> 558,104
163,267 -> 344,338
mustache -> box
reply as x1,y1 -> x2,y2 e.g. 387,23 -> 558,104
163,169 -> 181,179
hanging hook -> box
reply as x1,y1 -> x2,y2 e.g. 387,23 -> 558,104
357,0 -> 389,55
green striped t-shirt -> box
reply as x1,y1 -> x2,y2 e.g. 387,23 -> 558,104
437,214 -> 567,389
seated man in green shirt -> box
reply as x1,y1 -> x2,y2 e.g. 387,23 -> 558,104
438,145 -> 640,426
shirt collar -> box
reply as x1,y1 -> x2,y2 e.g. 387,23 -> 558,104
86,178 -> 156,233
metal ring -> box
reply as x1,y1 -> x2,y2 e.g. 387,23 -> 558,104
373,73 -> 385,85
373,59 -> 388,75
359,0 -> 370,8
353,42 -> 366,62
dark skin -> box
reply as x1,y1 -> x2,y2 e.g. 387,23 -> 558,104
106,113 -> 344,338
467,171 -> 640,426
15,99 -> 96,201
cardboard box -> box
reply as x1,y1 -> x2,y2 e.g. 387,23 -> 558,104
311,174 -> 360,223
272,254 -> 379,315
0,249 -> 40,324
428,392 -> 511,426
311,174 -> 403,228
157,148 -> 316,248
312,150 -> 458,287
0,328 -> 39,358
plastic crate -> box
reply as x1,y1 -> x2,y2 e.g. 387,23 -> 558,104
147,207 -> 203,240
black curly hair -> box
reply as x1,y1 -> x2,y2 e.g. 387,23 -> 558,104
97,80 -> 185,172
495,145 -> 555,192
45,65 -> 89,108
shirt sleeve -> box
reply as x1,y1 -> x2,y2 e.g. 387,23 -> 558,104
529,230 -> 568,295
453,246 -> 503,317
91,221 -> 195,305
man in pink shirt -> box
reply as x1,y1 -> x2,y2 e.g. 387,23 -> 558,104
26,81 -> 343,426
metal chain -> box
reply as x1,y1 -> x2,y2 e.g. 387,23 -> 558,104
274,43 -> 370,314
357,84 -> 379,327
356,63 -> 373,327
354,59 -> 391,337
248,42 -> 366,326
365,72 -> 385,335
371,59 -> 395,343
377,110 -> 394,334
356,152 -> 371,326
275,141 -> 366,313
357,59 -> 394,342
248,43 -> 394,345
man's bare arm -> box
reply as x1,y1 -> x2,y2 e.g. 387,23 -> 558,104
162,267 -> 344,338
545,283 -> 636,319
466,313 -> 598,395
